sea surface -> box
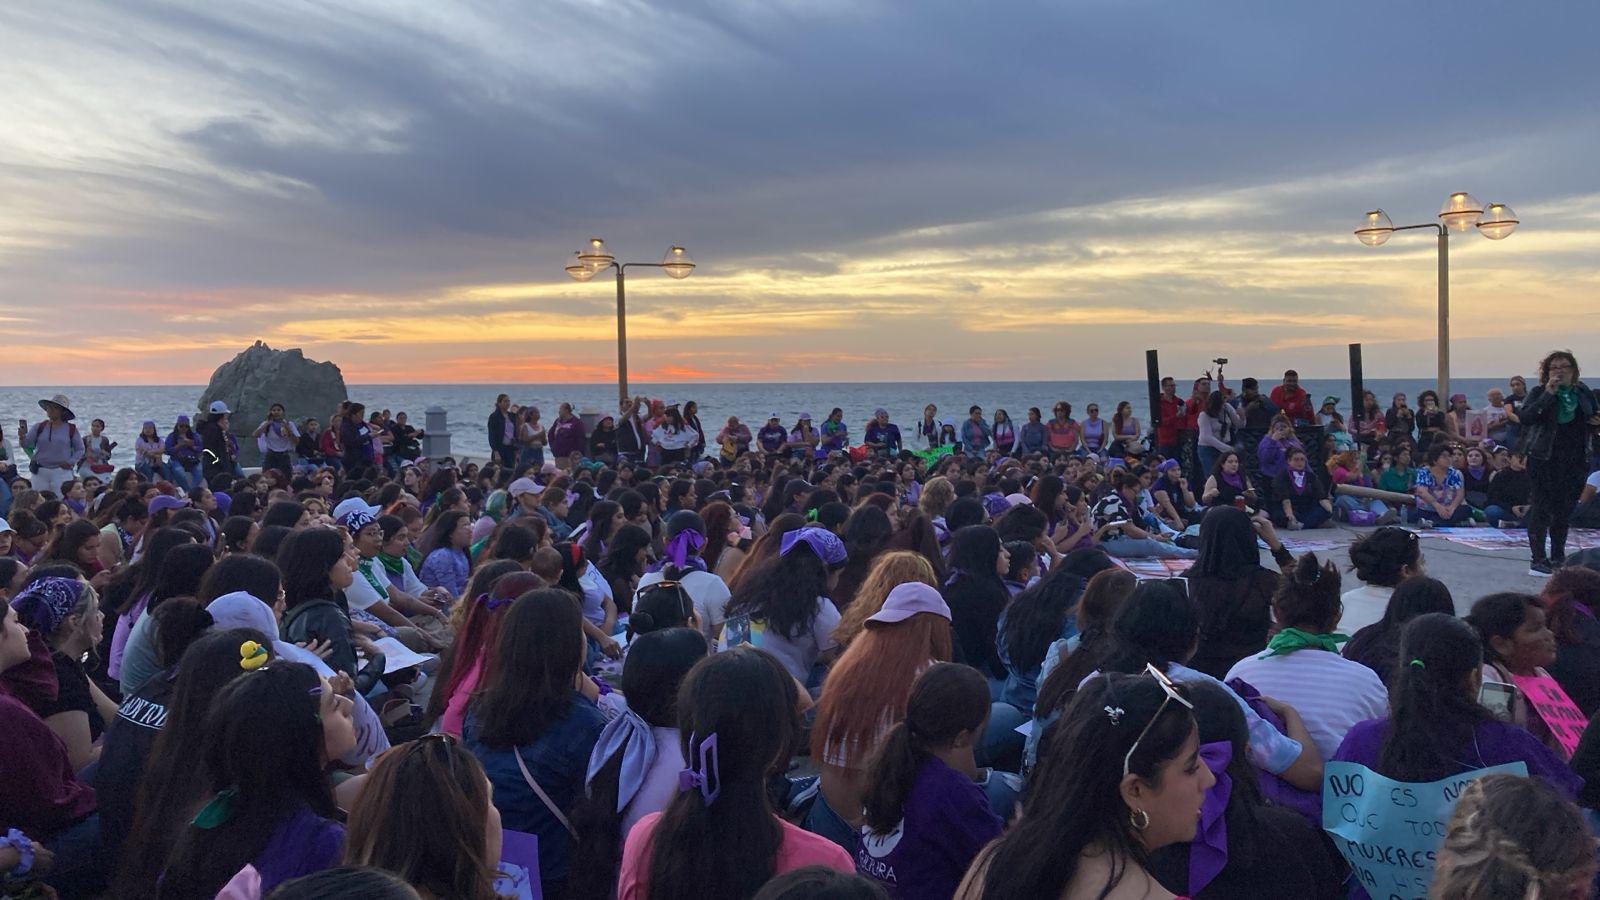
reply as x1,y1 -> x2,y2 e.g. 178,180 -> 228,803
0,378 -> 1512,467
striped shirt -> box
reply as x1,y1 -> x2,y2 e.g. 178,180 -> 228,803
1226,648 -> 1389,760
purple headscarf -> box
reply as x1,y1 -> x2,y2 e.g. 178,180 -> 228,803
1189,740 -> 1233,894
779,527 -> 847,566
11,577 -> 85,635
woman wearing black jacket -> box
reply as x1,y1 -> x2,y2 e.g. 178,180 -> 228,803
1187,506 -> 1293,678
276,527 -> 384,692
197,405 -> 235,484
1520,350 -> 1600,574
340,402 -> 374,474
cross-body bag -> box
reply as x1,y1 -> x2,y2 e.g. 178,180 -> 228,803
514,747 -> 578,838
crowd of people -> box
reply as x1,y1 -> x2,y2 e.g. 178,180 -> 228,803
0,352 -> 1598,899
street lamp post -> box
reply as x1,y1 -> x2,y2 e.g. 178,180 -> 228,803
1354,194 -> 1519,399
565,238 -> 695,409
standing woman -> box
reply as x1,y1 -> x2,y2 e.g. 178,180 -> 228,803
1194,392 -> 1240,478
1519,350 -> 1599,575
682,400 -> 707,459
919,404 -> 940,449
1109,401 -> 1142,458
1414,390 -> 1448,451
519,406 -> 547,473
1384,393 -> 1415,443
253,403 -> 299,480
991,409 -> 1016,457
340,402 -> 374,474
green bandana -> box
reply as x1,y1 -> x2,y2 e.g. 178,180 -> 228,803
1556,385 -> 1579,424
1259,627 -> 1348,658
192,787 -> 240,829
375,550 -> 406,576
357,557 -> 389,598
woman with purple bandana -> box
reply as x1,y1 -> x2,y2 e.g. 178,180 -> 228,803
723,527 -> 848,686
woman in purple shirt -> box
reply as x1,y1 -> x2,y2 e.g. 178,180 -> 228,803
857,663 -> 1003,900
1254,416 -> 1303,481
1332,613 -> 1579,794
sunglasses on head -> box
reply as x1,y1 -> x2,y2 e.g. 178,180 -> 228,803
1122,663 -> 1194,779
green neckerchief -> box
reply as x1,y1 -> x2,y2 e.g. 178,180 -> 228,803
357,556 -> 389,597
1556,385 -> 1578,424
192,786 -> 239,828
1259,627 -> 1348,658
375,550 -> 406,576
404,546 -> 423,569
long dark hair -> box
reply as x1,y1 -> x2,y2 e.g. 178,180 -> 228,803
1377,613 -> 1491,781
424,564 -> 533,726
724,540 -> 830,640
345,736 -> 502,900
581,500 -> 621,562
569,628 -> 708,900
151,542 -> 216,611
861,663 -> 989,831
1035,569 -> 1139,718
1099,579 -> 1198,675
643,647 -> 798,900
977,673 -> 1195,899
600,524 -> 652,611
470,588 -> 585,748
421,510 -> 470,557
156,661 -> 336,900
117,627 -> 271,897
111,527 -> 198,615
277,526 -> 346,609
1000,566 -> 1086,677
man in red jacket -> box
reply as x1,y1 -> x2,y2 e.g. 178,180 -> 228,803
1155,376 -> 1185,460
1270,370 -> 1316,425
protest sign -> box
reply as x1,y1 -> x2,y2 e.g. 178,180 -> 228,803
1510,672 -> 1586,759
496,828 -> 542,900
1322,760 -> 1527,899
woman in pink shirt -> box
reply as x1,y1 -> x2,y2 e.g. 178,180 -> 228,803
617,646 -> 851,900
427,565 -> 537,735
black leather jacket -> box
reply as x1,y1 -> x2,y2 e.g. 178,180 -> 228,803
281,597 -> 385,693
1517,383 -> 1597,462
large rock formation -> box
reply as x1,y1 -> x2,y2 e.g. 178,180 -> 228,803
198,342 -> 348,464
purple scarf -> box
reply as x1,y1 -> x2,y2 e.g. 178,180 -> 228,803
1221,469 -> 1246,490
1288,469 -> 1309,493
1190,740 -> 1233,894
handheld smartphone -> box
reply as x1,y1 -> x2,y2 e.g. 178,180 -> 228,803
1479,680 -> 1516,721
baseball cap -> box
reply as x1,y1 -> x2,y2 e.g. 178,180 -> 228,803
866,582 -> 951,627
208,400 -> 232,415
148,494 -> 189,515
0,518 -> 12,535
508,477 -> 544,499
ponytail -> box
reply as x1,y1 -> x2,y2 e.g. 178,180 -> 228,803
1378,613 -> 1490,782
860,663 -> 989,834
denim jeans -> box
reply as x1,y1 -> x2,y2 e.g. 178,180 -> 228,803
1333,494 -> 1390,518
1484,504 -> 1524,527
171,460 -> 201,492
979,701 -> 1027,772
1100,537 -> 1199,559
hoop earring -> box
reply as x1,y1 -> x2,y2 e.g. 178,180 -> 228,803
1130,808 -> 1150,831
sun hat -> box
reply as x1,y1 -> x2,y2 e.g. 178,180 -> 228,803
866,582 -> 951,626
38,394 -> 74,421
147,494 -> 189,515
508,477 -> 543,499
331,496 -> 380,521
208,400 -> 231,415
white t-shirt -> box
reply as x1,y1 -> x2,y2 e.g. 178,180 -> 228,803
579,561 -> 614,627
1226,648 -> 1390,760
635,569 -> 732,641
1338,583 -> 1395,635
347,557 -> 392,612
727,597 -> 842,684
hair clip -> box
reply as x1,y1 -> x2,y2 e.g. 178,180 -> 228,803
1409,658 -> 1426,669
676,731 -> 720,806
239,641 -> 268,671
1104,705 -> 1126,725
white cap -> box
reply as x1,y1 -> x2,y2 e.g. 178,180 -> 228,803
208,400 -> 231,415
508,477 -> 544,499
331,497 -> 380,521
0,518 -> 12,535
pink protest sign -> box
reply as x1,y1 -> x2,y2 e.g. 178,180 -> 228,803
1510,672 -> 1586,760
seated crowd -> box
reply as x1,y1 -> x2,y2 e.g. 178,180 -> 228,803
0,370 -> 1598,900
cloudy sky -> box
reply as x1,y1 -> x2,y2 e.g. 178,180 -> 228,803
2,1 -> 1596,385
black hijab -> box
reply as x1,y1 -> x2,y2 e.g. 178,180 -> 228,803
1191,506 -> 1262,581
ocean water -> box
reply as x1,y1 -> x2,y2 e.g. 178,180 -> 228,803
0,378 -> 1511,467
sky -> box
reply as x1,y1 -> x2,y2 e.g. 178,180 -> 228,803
2,1 -> 1597,385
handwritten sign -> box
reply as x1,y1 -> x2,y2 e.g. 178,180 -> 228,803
1510,672 -> 1587,759
1322,761 -> 1527,899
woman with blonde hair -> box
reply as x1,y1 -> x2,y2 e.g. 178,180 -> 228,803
832,550 -> 938,648
918,476 -> 955,524
1429,773 -> 1594,900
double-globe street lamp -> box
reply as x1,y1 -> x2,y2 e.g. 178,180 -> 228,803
565,238 -> 695,409
1354,193 -> 1519,399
